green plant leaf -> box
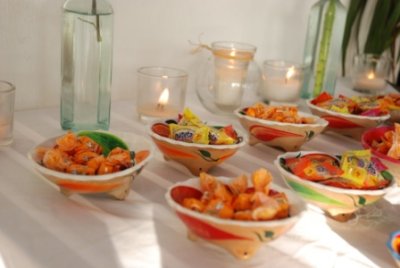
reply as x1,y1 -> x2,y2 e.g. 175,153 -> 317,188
342,0 -> 367,76
364,0 -> 391,54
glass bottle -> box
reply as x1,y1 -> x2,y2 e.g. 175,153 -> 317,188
301,0 -> 347,99
61,0 -> 113,131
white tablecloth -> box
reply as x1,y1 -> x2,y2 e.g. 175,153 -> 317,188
0,80 -> 399,268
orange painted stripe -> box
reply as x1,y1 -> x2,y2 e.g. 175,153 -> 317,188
58,180 -> 122,193
157,142 -> 197,159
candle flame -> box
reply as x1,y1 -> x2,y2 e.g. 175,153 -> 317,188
158,88 -> 169,106
367,72 -> 375,80
286,66 -> 295,80
229,50 -> 236,57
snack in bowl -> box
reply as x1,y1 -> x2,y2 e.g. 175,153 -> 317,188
377,93 -> 400,123
235,103 -> 328,151
165,168 -> 306,260
387,230 -> 400,268
275,150 -> 394,221
362,124 -> 400,185
307,92 -> 390,139
28,131 -> 153,200
149,108 -> 245,175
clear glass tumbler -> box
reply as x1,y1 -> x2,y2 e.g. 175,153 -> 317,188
136,66 -> 188,121
0,81 -> 16,146
352,54 -> 391,95
261,60 -> 305,105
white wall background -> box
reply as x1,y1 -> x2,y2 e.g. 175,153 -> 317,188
0,0 -> 343,111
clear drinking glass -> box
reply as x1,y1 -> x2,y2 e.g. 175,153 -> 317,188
261,60 -> 306,105
136,66 -> 188,121
352,54 -> 391,95
61,0 -> 113,131
0,81 -> 16,146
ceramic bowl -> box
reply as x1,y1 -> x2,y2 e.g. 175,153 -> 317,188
361,125 -> 400,186
165,177 -> 306,260
148,120 -> 246,176
274,151 -> 395,221
387,230 -> 400,268
27,131 -> 154,200
306,99 -> 390,140
234,107 -> 328,151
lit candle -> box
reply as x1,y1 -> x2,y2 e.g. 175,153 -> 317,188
157,88 -> 169,110
353,71 -> 386,93
138,88 -> 178,118
262,65 -> 301,104
213,48 -> 254,110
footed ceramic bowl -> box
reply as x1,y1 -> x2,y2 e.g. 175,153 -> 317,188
165,177 -> 306,260
362,126 -> 400,186
307,99 -> 390,140
274,151 -> 395,221
234,107 -> 328,151
387,230 -> 400,268
148,120 -> 246,176
27,131 -> 153,200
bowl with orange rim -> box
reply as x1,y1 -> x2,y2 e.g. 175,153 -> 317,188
234,104 -> 328,151
307,93 -> 390,139
165,170 -> 306,260
27,131 -> 153,200
387,230 -> 400,267
148,119 -> 246,176
361,125 -> 400,186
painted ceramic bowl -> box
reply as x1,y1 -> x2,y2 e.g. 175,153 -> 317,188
306,99 -> 390,140
387,230 -> 400,268
27,131 -> 154,200
274,151 -> 395,221
362,126 -> 400,186
165,177 -> 306,260
234,107 -> 328,151
148,120 -> 246,176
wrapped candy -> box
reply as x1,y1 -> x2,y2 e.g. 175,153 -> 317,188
169,124 -> 209,144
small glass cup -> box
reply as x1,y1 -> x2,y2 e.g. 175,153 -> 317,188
0,81 -> 16,146
136,66 -> 188,121
261,60 -> 305,105
352,54 -> 391,95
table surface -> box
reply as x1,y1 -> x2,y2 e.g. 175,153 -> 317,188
1,79 -> 400,268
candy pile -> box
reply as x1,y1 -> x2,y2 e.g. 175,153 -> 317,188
153,108 -> 240,145
245,102 -> 315,124
282,150 -> 391,190
370,123 -> 400,159
311,92 -> 388,116
182,168 -> 290,221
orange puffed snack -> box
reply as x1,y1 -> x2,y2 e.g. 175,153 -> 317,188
245,103 -> 314,124
182,168 -> 290,221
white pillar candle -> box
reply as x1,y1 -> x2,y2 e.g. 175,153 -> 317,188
353,72 -> 386,93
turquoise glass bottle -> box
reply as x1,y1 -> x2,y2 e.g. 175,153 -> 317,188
61,0 -> 113,130
301,0 -> 347,99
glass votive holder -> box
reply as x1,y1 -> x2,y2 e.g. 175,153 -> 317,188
137,66 -> 188,121
352,54 -> 391,95
261,60 -> 305,105
0,81 -> 16,146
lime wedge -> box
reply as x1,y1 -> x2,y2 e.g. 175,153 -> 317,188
77,131 -> 129,156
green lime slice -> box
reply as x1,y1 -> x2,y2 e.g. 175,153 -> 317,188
77,131 -> 129,156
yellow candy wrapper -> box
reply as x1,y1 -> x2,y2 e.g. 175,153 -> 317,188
340,149 -> 381,188
209,127 -> 236,145
178,107 -> 204,127
169,124 -> 209,144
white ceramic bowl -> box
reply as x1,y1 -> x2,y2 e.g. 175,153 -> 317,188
28,131 -> 154,200
148,120 -> 246,175
274,151 -> 395,221
307,99 -> 390,140
235,106 -> 328,151
165,176 -> 306,260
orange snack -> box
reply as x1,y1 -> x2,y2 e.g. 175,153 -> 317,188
245,103 -> 315,124
182,168 -> 290,221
